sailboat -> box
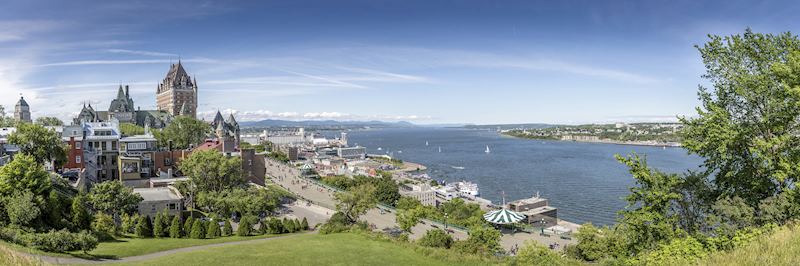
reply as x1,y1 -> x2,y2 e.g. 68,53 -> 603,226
485,145 -> 491,153
438,146 -> 442,153
425,141 -> 429,146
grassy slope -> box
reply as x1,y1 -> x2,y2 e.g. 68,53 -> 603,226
0,244 -> 47,266
699,224 -> 800,266
118,233 -> 493,266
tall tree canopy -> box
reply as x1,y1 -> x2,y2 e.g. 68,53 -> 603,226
681,29 -> 800,203
34,117 -> 64,126
154,115 -> 211,149
334,183 -> 377,223
179,150 -> 244,193
8,123 -> 67,165
0,154 -> 51,197
87,180 -> 143,215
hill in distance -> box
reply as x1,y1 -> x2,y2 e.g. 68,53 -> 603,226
239,119 -> 416,128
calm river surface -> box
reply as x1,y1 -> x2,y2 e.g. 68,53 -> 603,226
342,127 -> 703,225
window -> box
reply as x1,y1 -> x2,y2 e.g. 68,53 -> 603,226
112,141 -> 117,150
101,141 -> 107,150
169,203 -> 176,210
76,141 -> 81,149
76,156 -> 81,164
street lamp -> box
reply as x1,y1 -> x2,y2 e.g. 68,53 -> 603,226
444,213 -> 448,230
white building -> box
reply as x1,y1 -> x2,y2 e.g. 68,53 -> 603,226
400,183 -> 436,206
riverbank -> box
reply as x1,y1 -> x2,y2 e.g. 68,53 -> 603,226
501,133 -> 682,147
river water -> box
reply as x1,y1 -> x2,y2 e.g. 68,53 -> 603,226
342,127 -> 703,225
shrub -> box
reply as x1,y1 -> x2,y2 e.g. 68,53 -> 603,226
418,229 -> 453,249
206,221 -> 220,239
283,218 -> 295,233
301,217 -> 309,230
237,218 -> 252,236
184,216 -> 195,236
294,219 -> 302,231
190,220 -> 205,239
223,219 -> 233,236
120,213 -> 137,234
319,212 -> 351,234
514,240 -> 568,265
5,191 -> 41,227
153,212 -> 165,238
257,221 -> 266,235
27,229 -> 98,253
91,213 -> 118,240
135,215 -> 152,238
169,215 -> 182,238
266,218 -> 283,234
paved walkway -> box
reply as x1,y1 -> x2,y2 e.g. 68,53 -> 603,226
29,232 -> 316,265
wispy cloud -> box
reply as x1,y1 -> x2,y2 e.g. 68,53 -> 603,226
36,58 -> 217,67
198,109 -> 433,122
106,49 -> 178,57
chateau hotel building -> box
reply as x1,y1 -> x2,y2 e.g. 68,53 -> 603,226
156,61 -> 198,118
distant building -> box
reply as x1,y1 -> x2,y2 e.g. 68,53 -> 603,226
134,186 -> 184,217
211,111 -> 241,153
240,149 -> 266,185
14,96 -> 31,123
74,85 -> 172,129
81,120 -> 121,181
118,133 -> 159,182
156,61 -> 198,118
508,195 -> 558,227
400,183 -> 436,206
337,146 -> 366,159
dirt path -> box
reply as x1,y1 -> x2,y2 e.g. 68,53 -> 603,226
28,231 -> 316,265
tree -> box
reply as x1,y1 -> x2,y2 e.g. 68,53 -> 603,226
153,212 -> 165,238
91,213 -> 118,240
515,240 -> 565,265
615,154 -> 682,255
257,220 -> 267,235
0,154 -> 51,197
135,215 -> 152,238
5,191 -> 41,227
87,181 -> 143,216
373,175 -> 400,206
237,218 -> 252,236
119,123 -> 145,136
334,183 -> 377,223
34,117 -> 63,126
45,189 -> 68,229
190,219 -> 205,239
7,123 -> 66,165
183,216 -> 195,236
206,221 -> 220,238
223,219 -> 233,236
418,229 -> 453,248
180,150 -> 244,193
397,207 -> 423,232
154,115 -> 211,149
169,215 -> 182,238
0,105 -> 16,127
283,218 -> 295,233
681,29 -> 800,205
455,226 -> 501,255
71,194 -> 92,230
266,218 -> 283,234
301,217 -> 309,230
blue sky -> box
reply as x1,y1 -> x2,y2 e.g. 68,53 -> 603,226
1,0 -> 798,124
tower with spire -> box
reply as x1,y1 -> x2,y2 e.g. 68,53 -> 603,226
156,60 -> 198,118
14,96 -> 31,123
210,110 -> 241,150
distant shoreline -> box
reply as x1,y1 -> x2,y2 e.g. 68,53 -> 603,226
501,133 -> 682,147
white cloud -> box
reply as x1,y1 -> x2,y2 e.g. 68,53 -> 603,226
105,49 -> 178,57
36,58 -> 218,67
197,109 -> 432,122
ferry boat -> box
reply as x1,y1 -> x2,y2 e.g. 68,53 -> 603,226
455,181 -> 479,197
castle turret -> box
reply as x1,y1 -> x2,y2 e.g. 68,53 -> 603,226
14,96 -> 31,123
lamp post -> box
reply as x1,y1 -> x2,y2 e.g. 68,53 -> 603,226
444,213 -> 448,230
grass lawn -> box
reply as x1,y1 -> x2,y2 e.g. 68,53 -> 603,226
700,224 -> 800,266
76,233 -> 284,259
118,233 -> 494,266
0,233 -> 283,260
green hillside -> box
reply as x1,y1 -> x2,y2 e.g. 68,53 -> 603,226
699,224 -> 800,266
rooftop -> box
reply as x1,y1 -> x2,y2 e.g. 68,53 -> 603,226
508,195 -> 548,206
134,187 -> 183,202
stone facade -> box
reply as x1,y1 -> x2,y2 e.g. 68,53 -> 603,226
14,96 -> 31,123
74,85 -> 172,129
156,61 -> 198,118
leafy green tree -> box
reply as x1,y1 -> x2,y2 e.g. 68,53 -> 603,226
615,154 -> 682,255
87,181 -> 143,216
301,217 -> 309,230
681,29 -> 800,204
237,218 -> 252,236
418,229 -> 453,248
293,219 -> 301,232
71,194 -> 92,230
7,123 -> 67,165
91,213 -> 118,240
190,219 -> 205,239
373,175 -> 400,206
154,115 -> 211,149
45,190 -> 68,228
0,154 -> 51,197
397,207 -> 422,232
266,218 -> 283,234
206,221 -> 220,238
119,123 -> 145,136
180,150 -> 244,193
5,191 -> 41,227
120,213 -> 136,234
135,215 -> 152,238
169,215 -> 182,238
282,218 -> 295,233
0,105 -> 16,127
223,219 -> 233,236
195,187 -> 280,217
334,183 -> 377,223
34,117 -> 63,126
396,196 -> 422,211
183,216 -> 195,236
454,226 -> 501,255
153,212 -> 165,238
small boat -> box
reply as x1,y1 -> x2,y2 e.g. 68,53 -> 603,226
438,146 -> 442,153
451,166 -> 465,170
397,150 -> 403,154
425,141 -> 429,146
485,145 -> 491,153
377,147 -> 382,151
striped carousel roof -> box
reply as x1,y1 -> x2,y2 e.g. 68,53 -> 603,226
483,209 -> 526,224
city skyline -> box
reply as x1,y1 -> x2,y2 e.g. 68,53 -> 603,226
1,1 -> 799,124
